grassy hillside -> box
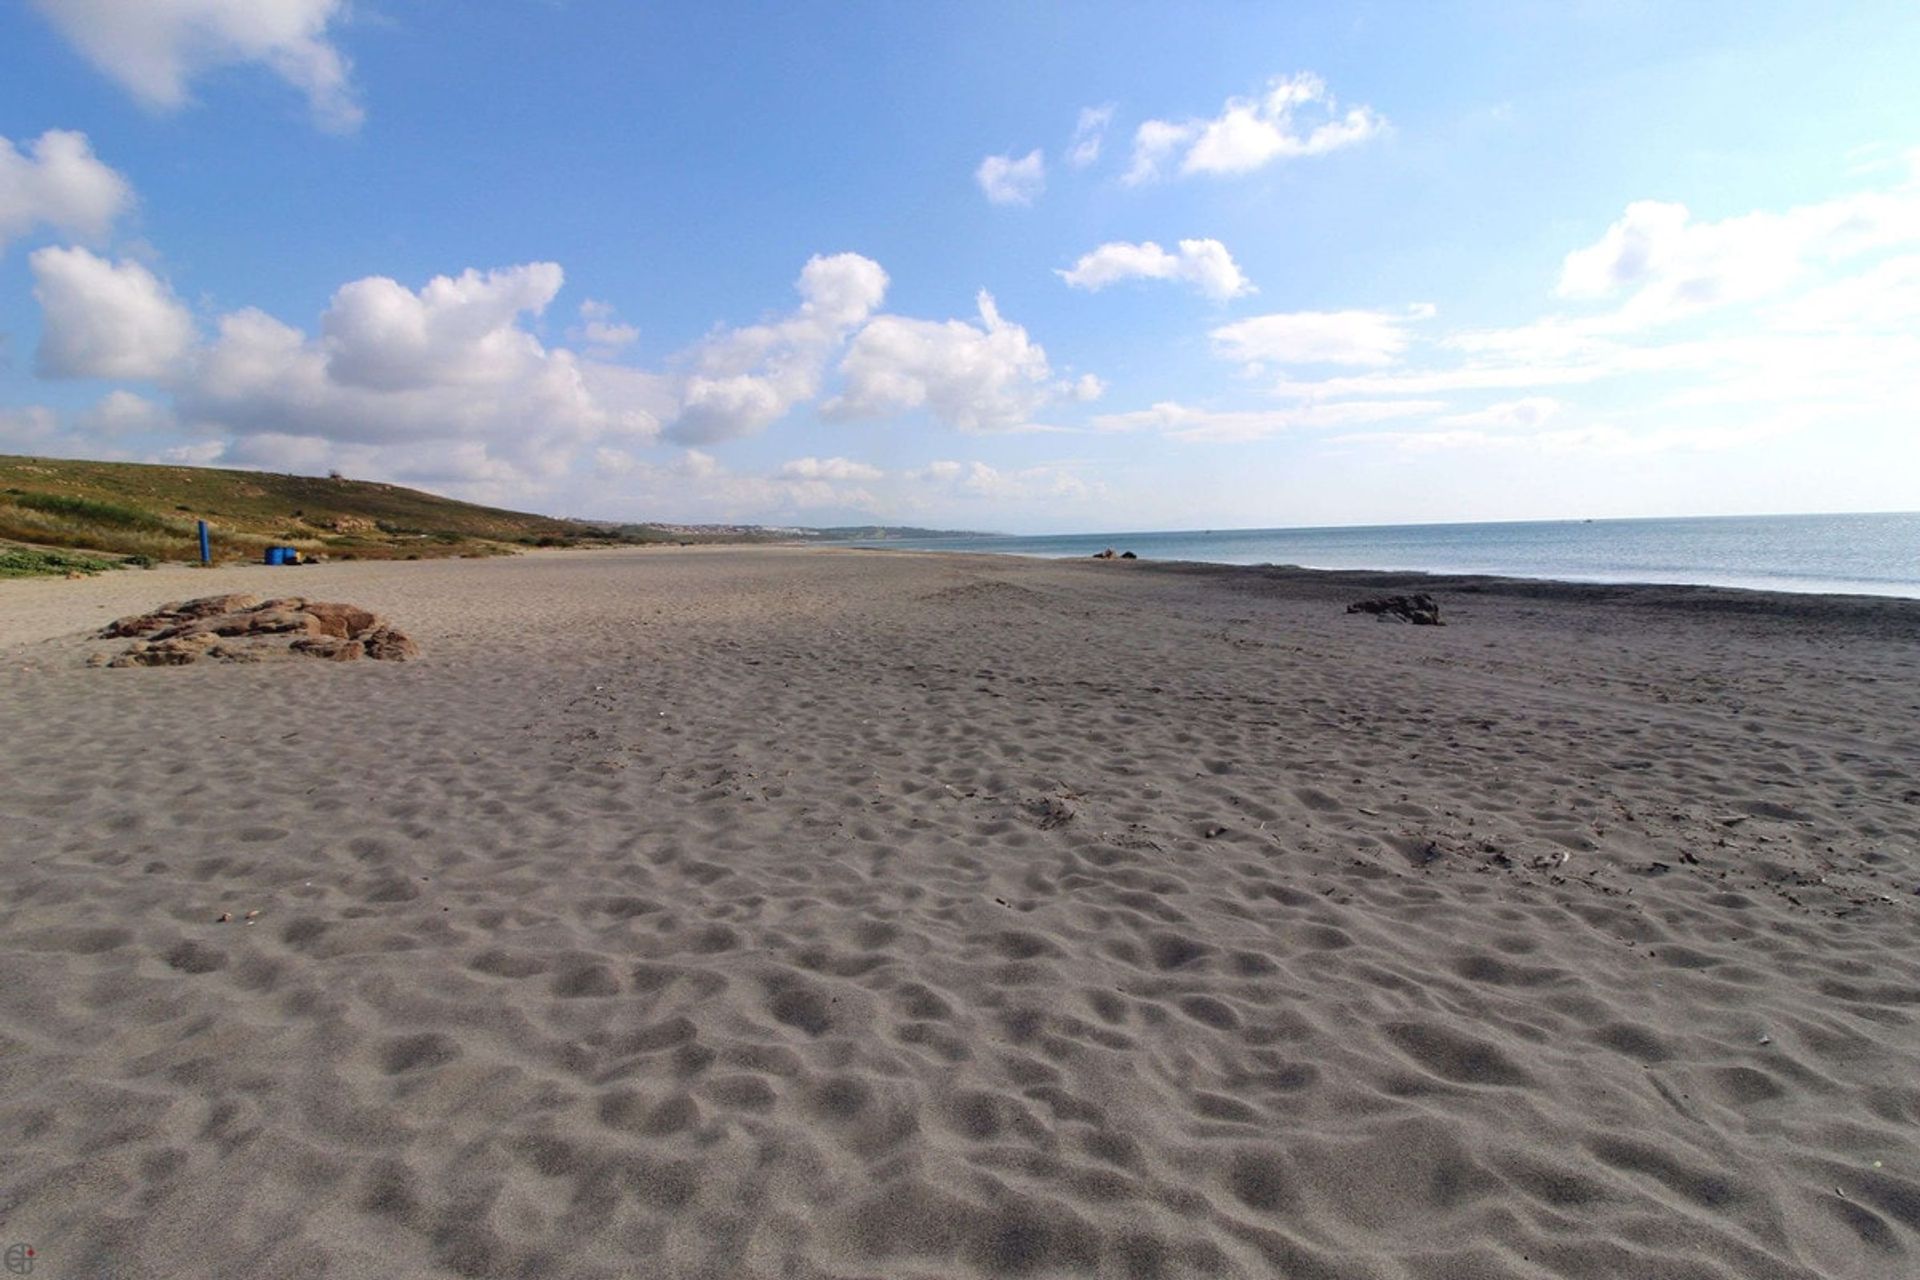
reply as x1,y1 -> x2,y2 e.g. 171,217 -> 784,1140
0,454 -> 673,570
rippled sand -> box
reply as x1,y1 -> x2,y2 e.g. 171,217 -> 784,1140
3,546 -> 1917,1279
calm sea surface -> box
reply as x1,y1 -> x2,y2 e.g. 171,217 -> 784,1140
854,512 -> 1920,599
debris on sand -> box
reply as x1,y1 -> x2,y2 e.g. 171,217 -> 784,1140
94,595 -> 419,666
1346,593 -> 1444,625
1021,795 -> 1078,829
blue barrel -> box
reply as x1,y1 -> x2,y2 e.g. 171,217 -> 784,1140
265,546 -> 285,565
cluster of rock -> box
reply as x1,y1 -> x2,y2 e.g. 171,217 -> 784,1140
94,593 -> 419,667
1091,548 -> 1139,560
1346,593 -> 1444,626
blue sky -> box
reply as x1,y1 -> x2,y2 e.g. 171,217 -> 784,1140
2,1 -> 1917,531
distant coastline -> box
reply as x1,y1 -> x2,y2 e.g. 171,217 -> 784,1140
851,511 -> 1920,600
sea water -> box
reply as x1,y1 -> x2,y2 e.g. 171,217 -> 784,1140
856,512 -> 1920,599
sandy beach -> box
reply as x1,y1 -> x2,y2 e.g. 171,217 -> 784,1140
2,545 -> 1917,1280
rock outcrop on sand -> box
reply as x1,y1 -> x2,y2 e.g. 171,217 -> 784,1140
95,594 -> 418,666
1347,591 -> 1444,625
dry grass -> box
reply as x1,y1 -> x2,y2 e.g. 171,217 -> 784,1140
0,454 -> 675,564
0,505 -> 197,560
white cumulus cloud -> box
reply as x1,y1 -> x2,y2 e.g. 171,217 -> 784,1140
187,297 -> 664,448
321,263 -> 565,392
30,246 -> 196,379
826,290 -> 1062,433
1125,73 -> 1383,184
1059,238 -> 1253,301
668,252 -> 890,445
27,248 -> 1034,487
18,246 -> 1104,511
160,263 -> 671,494
976,149 -> 1045,205
30,0 -> 362,131
0,129 -> 133,252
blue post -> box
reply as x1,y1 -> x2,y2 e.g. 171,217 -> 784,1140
198,520 -> 210,565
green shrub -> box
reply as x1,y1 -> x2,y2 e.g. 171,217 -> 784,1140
0,546 -> 122,578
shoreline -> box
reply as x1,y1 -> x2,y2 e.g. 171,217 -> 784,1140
844,542 -> 1920,603
838,507 -> 1920,601
837,543 -> 1920,630
7,543 -> 1920,662
9,541 -> 1920,654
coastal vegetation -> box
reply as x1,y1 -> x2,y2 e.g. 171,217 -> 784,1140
0,544 -> 129,579
0,454 -> 995,576
0,454 -> 684,571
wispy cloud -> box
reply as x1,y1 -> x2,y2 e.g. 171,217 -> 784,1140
30,0 -> 364,131
1556,179 -> 1920,329
975,149 -> 1045,205
1092,398 -> 1442,443
1211,305 -> 1432,370
569,299 -> 639,357
1067,104 -> 1114,168
1432,397 -> 1561,429
910,458 -> 1099,503
1084,159 -> 1920,463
